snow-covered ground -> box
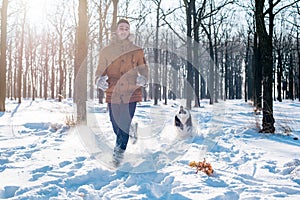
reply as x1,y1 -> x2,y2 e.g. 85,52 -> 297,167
0,98 -> 300,199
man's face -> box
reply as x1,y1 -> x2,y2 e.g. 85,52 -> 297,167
116,23 -> 130,40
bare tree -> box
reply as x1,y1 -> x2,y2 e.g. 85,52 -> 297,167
255,0 -> 275,133
7,40 -> 13,100
17,11 -> 26,104
255,0 -> 300,133
49,3 -> 71,102
244,30 -> 251,102
23,27 -> 33,99
91,0 -> 112,103
43,34 -> 50,100
74,0 -> 88,123
297,4 -> 300,101
0,0 -> 9,111
197,0 -> 234,104
274,32 -> 284,102
153,0 -> 162,105
183,0 -> 194,109
50,34 -> 56,99
111,0 -> 118,31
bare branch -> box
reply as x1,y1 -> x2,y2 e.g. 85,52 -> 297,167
194,0 -> 235,31
160,12 -> 186,43
274,0 -> 300,16
263,0 -> 300,16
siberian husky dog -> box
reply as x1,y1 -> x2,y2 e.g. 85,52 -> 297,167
174,106 -> 193,138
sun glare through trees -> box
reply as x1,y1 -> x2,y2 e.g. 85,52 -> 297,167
25,0 -> 48,28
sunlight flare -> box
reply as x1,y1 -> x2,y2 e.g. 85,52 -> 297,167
25,0 -> 48,27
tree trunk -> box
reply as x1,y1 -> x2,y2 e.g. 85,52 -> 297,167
220,46 -> 224,100
89,41 -> 94,99
229,47 -> 233,99
51,37 -> 55,99
153,0 -> 161,105
255,0 -> 275,133
193,0 -> 200,107
13,54 -> 17,100
208,1 -> 214,104
31,61 -> 36,101
297,31 -> 300,101
260,35 -> 275,133
276,49 -> 283,102
17,12 -> 26,104
74,0 -> 88,124
224,40 -> 229,99
245,32 -> 251,102
253,32 -> 262,109
58,33 -> 64,102
163,48 -> 168,105
7,41 -> 13,100
207,31 -> 214,104
214,32 -> 219,103
288,53 -> 294,100
96,0 -> 110,103
23,45 -> 30,99
44,36 -> 49,100
185,0 -> 194,109
111,0 -> 118,32
51,60 -> 55,99
0,0 -> 8,111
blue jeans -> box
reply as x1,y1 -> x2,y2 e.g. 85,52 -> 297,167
108,102 -> 137,150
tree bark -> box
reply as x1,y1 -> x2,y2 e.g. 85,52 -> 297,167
0,0 -> 8,111
224,39 -> 229,100
7,40 -> 13,100
163,49 -> 167,105
50,35 -> 55,99
297,31 -> 300,101
245,31 -> 251,102
17,12 -> 26,104
153,0 -> 161,105
255,0 -> 275,133
44,35 -> 50,100
193,0 -> 200,107
276,49 -> 283,102
288,53 -> 294,100
111,0 -> 118,32
184,0 -> 194,109
74,0 -> 88,124
58,31 -> 64,102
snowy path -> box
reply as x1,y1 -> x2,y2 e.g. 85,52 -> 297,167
0,101 -> 20,138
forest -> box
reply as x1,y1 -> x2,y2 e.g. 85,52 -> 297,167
0,0 -> 300,133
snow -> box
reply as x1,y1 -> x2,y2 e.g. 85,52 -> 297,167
0,98 -> 300,199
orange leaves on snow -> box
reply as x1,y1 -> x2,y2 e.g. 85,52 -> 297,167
189,159 -> 214,176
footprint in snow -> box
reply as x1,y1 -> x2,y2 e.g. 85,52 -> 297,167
29,165 -> 54,181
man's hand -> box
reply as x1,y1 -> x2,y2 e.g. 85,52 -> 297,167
136,75 -> 147,87
96,75 -> 108,91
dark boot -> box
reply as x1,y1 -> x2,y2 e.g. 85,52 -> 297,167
112,146 -> 125,167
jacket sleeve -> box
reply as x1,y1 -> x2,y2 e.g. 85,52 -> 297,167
137,50 -> 148,79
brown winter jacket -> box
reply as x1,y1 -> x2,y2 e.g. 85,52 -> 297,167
95,36 -> 148,104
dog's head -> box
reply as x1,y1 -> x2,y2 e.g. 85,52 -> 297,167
179,106 -> 187,114
176,106 -> 191,125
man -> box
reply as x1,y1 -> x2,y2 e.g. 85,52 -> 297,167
95,19 -> 148,166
